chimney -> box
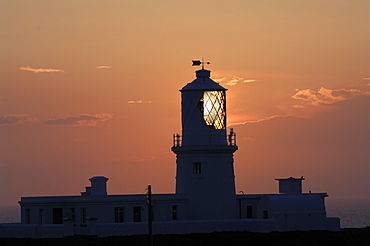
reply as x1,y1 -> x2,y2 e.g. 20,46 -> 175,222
89,176 -> 109,196
275,176 -> 304,195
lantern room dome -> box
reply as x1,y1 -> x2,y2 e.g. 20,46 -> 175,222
181,69 -> 226,91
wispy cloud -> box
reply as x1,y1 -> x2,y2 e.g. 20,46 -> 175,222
43,113 -> 113,127
0,113 -> 113,127
229,114 -> 290,126
229,87 -> 370,126
362,78 -> 370,80
292,87 -> 370,107
96,65 -> 111,69
19,66 -> 65,73
0,114 -> 36,125
127,100 -> 152,104
132,156 -> 156,162
214,76 -> 255,86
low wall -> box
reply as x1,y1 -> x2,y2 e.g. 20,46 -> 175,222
97,219 -> 274,237
0,223 -> 64,238
1,217 -> 340,238
0,219 -> 274,238
326,217 -> 341,231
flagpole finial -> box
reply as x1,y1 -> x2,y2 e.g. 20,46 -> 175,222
192,59 -> 210,69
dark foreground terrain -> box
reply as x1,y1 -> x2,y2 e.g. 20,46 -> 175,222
1,227 -> 370,246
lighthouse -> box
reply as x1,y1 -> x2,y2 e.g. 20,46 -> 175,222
13,64 -> 340,238
172,68 -> 238,220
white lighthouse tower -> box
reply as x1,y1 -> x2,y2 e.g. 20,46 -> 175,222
172,67 -> 238,220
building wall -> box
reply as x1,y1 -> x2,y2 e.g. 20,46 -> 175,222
16,192 -> 340,237
19,195 -> 188,225
236,196 -> 261,219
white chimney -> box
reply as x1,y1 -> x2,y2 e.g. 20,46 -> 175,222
89,176 -> 109,196
275,176 -> 304,195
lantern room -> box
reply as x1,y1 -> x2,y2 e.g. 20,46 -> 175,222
178,69 -> 229,146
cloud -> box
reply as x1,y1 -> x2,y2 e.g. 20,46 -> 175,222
0,113 -> 113,127
233,95 -> 370,199
96,65 -> 111,69
229,87 -> 370,126
132,156 -> 156,162
214,76 -> 256,86
0,114 -> 36,125
229,114 -> 290,126
363,78 -> 370,80
43,113 -> 113,126
127,100 -> 152,104
19,66 -> 65,73
292,87 -> 370,107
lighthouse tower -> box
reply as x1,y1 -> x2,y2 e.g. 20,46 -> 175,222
172,68 -> 238,220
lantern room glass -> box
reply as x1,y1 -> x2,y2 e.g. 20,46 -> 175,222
202,91 -> 226,129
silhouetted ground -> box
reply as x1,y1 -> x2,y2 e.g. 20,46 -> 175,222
1,227 -> 370,246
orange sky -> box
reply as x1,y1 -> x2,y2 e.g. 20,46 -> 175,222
1,0 -> 369,206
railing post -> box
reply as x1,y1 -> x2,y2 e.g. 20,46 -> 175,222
228,128 -> 236,146
173,133 -> 181,147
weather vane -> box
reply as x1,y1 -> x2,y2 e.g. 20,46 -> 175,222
192,58 -> 210,69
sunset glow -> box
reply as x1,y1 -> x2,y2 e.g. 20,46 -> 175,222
0,0 -> 369,206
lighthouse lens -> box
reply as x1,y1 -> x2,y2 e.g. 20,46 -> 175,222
203,91 -> 226,129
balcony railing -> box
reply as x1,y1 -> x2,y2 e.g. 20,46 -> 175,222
172,128 -> 237,147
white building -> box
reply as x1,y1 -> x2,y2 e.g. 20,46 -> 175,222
0,67 -> 340,238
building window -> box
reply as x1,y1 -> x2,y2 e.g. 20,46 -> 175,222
193,162 -> 202,175
115,207 -> 124,223
53,208 -> 63,224
70,208 -> 75,221
39,208 -> 44,224
133,207 -> 141,222
172,205 -> 178,220
246,205 -> 253,219
81,208 -> 86,224
25,208 -> 31,224
263,211 -> 269,219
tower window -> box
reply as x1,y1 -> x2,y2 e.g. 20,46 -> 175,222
193,162 -> 202,175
